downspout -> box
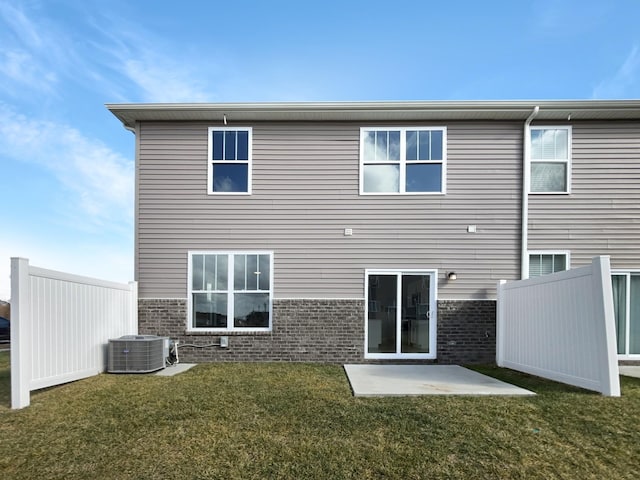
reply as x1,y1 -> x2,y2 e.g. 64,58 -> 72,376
521,106 -> 539,279
123,122 -> 140,283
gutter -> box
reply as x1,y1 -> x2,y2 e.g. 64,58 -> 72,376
521,106 -> 539,279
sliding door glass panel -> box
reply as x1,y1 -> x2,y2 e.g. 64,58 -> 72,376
612,275 -> 627,354
367,275 -> 397,354
630,276 -> 640,354
401,275 -> 430,354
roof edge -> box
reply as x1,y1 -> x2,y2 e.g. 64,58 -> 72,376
106,99 -> 640,128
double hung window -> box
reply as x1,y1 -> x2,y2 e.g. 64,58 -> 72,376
529,126 -> 571,193
528,252 -> 569,277
189,251 -> 272,331
360,127 -> 446,194
208,127 -> 252,194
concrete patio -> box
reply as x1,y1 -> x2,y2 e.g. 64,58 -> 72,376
344,364 -> 536,397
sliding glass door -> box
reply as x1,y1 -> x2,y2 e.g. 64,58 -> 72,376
612,273 -> 640,357
366,270 -> 437,359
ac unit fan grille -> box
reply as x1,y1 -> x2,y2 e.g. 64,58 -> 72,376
108,335 -> 165,373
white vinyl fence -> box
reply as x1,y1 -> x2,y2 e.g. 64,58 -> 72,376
11,257 -> 137,409
496,256 -> 620,396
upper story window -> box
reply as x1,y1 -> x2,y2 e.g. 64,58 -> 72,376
528,251 -> 570,277
208,127 -> 252,194
529,126 -> 571,194
360,127 -> 446,195
188,251 -> 272,331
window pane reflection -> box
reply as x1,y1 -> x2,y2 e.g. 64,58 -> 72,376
531,163 -> 566,192
193,293 -> 227,328
363,164 -> 399,192
234,293 -> 269,328
368,274 -> 397,353
406,164 -> 442,192
212,164 -> 248,192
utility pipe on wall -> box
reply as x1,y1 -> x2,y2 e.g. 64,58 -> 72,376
521,106 -> 539,279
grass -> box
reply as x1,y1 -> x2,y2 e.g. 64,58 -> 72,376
1,352 -> 639,480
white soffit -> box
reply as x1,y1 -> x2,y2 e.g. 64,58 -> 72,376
106,100 -> 640,128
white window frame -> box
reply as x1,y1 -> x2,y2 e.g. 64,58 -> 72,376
207,127 -> 253,195
187,250 -> 273,332
611,270 -> 640,359
527,250 -> 571,278
527,125 -> 572,195
359,127 -> 447,195
364,268 -> 438,360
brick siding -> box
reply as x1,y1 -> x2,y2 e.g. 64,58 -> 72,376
139,298 -> 364,363
138,298 -> 496,364
436,300 -> 496,364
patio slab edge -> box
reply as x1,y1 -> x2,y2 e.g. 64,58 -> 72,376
344,364 -> 536,397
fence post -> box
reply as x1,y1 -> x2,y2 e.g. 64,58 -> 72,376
129,281 -> 139,335
11,257 -> 31,409
591,256 -> 620,397
496,280 -> 507,367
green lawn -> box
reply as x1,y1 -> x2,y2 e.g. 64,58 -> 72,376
0,351 -> 639,479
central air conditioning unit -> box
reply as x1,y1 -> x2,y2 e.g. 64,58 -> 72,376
107,335 -> 167,373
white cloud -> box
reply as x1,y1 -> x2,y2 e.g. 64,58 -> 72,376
0,0 -> 210,104
592,45 -> 640,99
0,49 -> 58,93
0,1 -> 44,49
122,57 -> 211,102
82,11 -> 215,102
0,104 -> 134,229
0,1 -> 67,96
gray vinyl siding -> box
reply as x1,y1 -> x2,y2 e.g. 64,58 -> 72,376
137,121 -> 523,300
528,122 -> 640,269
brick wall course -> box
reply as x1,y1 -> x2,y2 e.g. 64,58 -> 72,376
138,298 -> 497,364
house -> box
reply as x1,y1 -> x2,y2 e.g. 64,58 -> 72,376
107,100 -> 640,364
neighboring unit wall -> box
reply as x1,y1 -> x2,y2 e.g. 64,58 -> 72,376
528,122 -> 640,270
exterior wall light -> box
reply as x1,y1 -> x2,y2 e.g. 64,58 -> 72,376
448,272 -> 457,280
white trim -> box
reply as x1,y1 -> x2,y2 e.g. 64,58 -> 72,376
439,297 -> 497,301
140,297 -> 188,300
527,250 -> 571,278
187,250 -> 273,332
142,296 -> 496,302
611,270 -> 640,359
364,268 -> 438,360
207,127 -> 253,195
527,125 -> 572,194
521,106 -> 539,280
275,297 -> 364,301
359,126 -> 447,195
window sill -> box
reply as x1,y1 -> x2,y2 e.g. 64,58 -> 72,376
528,191 -> 570,195
185,329 -> 272,336
206,192 -> 252,196
359,192 -> 446,196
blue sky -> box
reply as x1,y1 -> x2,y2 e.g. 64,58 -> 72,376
1,0 -> 640,300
